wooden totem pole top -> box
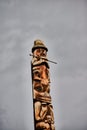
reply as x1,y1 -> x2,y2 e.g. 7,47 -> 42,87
32,39 -> 48,53
30,39 -> 57,65
31,39 -> 55,130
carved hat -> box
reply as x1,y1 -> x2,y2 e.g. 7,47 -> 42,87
32,39 -> 48,52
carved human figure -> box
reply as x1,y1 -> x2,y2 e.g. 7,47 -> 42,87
35,101 -> 55,130
33,64 -> 51,103
31,40 -> 55,130
33,65 -> 50,85
32,45 -> 48,66
35,101 -> 50,130
33,80 -> 51,103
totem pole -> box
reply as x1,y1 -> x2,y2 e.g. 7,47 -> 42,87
30,40 -> 55,130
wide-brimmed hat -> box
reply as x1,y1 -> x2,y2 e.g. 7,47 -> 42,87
32,39 -> 48,52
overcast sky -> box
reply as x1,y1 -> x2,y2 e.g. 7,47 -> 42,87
0,0 -> 87,130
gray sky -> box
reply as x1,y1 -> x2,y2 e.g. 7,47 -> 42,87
0,0 -> 87,130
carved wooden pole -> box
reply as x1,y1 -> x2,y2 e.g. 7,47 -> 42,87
31,40 -> 55,130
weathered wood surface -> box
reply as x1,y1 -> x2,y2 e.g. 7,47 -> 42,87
31,40 -> 55,130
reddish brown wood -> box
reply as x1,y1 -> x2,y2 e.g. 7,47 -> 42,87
31,40 -> 55,130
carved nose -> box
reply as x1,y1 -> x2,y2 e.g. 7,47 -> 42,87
41,79 -> 49,85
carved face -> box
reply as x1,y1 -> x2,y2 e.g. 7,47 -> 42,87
33,81 -> 43,92
33,48 -> 47,57
33,81 -> 50,93
33,65 -> 50,82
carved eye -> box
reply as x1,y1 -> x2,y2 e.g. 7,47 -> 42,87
40,49 -> 47,56
35,86 -> 43,92
35,71 -> 40,77
37,49 -> 40,52
33,70 -> 40,77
